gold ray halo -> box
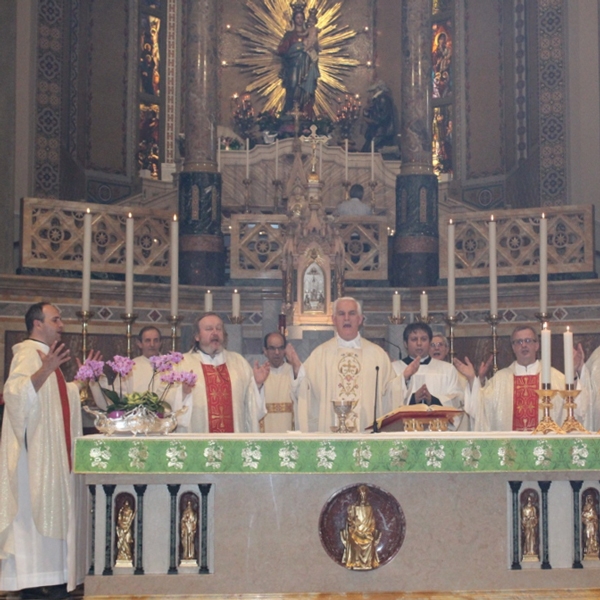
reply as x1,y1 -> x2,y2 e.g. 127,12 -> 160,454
236,0 -> 359,120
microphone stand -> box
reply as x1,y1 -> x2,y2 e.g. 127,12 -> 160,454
371,366 -> 380,433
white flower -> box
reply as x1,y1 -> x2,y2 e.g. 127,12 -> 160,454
203,440 -> 224,469
498,441 -> 516,467
571,439 -> 589,468
353,441 -> 372,469
90,441 -> 111,469
533,440 -> 552,467
128,441 -> 149,469
389,440 -> 408,467
317,441 -> 336,469
242,442 -> 262,469
166,441 -> 187,469
279,440 -> 299,469
461,440 -> 482,469
425,441 -> 445,469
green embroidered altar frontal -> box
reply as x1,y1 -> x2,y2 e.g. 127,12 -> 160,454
75,433 -> 600,475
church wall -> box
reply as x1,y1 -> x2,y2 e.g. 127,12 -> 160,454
0,1 -> 17,274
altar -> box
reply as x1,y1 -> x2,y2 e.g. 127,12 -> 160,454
75,432 -> 600,598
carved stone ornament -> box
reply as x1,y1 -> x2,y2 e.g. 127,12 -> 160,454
319,483 -> 405,570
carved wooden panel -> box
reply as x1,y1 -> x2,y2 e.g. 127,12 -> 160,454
21,198 -> 173,276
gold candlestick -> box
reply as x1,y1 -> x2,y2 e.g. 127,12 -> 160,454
121,313 -> 138,358
76,310 -> 94,404
229,316 -> 245,325
368,179 -> 378,211
444,314 -> 457,363
415,315 -> 432,324
168,315 -> 183,353
534,312 -> 551,325
532,385 -> 564,435
559,385 -> 588,433
341,180 -> 351,200
484,313 -> 499,374
388,315 -> 405,325
243,177 -> 252,213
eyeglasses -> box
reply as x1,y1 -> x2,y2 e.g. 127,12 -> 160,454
430,342 -> 447,349
511,338 -> 537,346
266,346 -> 285,352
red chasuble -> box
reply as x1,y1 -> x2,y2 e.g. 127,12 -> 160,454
201,363 -> 235,433
54,367 -> 72,471
512,373 -> 540,431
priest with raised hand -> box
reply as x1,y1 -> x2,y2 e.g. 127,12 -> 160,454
454,325 -> 591,431
392,322 -> 463,410
293,296 -> 397,432
173,312 -> 268,433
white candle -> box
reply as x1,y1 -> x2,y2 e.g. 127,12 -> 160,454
344,139 -> 349,181
420,291 -> 428,319
125,213 -> 134,315
540,213 -> 548,315
447,219 -> 456,316
541,323 -> 551,386
275,139 -> 279,179
232,289 -> 241,318
392,291 -> 401,319
204,290 -> 213,312
245,138 -> 250,178
82,208 -> 92,312
170,214 -> 179,316
370,139 -> 375,180
489,215 -> 498,316
563,326 -> 574,385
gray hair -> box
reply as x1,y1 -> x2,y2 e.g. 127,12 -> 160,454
332,297 -> 362,316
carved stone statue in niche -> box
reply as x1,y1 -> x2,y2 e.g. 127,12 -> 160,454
582,492 -> 600,560
115,497 -> 136,567
340,485 -> 381,570
179,493 -> 200,566
520,492 -> 539,561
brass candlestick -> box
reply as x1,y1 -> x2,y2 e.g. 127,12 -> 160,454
559,385 -> 588,434
415,315 -> 433,324
243,177 -> 252,213
485,313 -> 499,374
532,385 -> 564,435
444,314 -> 457,363
368,179 -> 378,211
76,310 -> 94,404
229,316 -> 244,325
342,180 -> 351,200
121,313 -> 138,358
388,315 -> 405,325
168,315 -> 183,353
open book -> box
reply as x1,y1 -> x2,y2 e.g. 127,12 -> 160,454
368,403 -> 463,432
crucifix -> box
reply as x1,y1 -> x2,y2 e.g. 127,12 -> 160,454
300,124 -> 330,181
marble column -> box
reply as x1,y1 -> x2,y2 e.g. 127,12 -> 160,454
392,0 -> 439,288
179,0 -> 225,285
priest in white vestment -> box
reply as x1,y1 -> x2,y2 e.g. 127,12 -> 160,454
294,297 -> 397,433
454,325 -> 592,431
0,303 -> 86,599
392,324 -> 463,423
172,313 -> 268,433
259,332 -> 302,432
584,345 -> 600,430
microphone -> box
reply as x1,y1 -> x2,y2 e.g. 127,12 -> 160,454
371,366 -> 380,433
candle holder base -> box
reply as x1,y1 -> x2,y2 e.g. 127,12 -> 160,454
229,316 -> 244,325
388,315 -> 405,325
558,389 -> 589,434
534,312 -> 551,324
415,315 -> 432,324
120,313 -> 138,359
484,313 -> 500,374
76,310 -> 95,361
444,314 -> 458,363
532,389 -> 564,435
168,315 -> 183,353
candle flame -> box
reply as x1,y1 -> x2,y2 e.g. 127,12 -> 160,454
449,218 -> 453,224
173,214 -> 178,221
541,212 -> 546,219
234,289 -> 238,294
566,325 -> 570,332
490,215 -> 494,221
421,291 -> 426,295
86,207 -> 91,214
207,290 -> 211,294
543,322 -> 548,330
394,290 -> 399,295
128,212 -> 132,218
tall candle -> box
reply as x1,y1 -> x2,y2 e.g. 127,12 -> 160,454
563,326 -> 574,385
245,138 -> 250,178
392,291 -> 401,319
275,139 -> 279,179
125,213 -> 134,315
447,219 -> 456,316
170,214 -> 179,316
82,208 -> 92,312
344,139 -> 349,181
541,323 -> 551,386
489,215 -> 498,316
370,139 -> 375,180
540,213 -> 548,315
420,291 -> 428,319
232,289 -> 241,318
204,290 -> 213,312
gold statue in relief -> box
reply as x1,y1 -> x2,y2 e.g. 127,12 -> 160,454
180,501 -> 199,563
582,494 -> 600,559
341,485 -> 381,570
521,496 -> 539,561
115,500 -> 135,565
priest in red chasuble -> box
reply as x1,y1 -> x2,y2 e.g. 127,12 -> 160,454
172,313 -> 268,433
454,325 -> 592,431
